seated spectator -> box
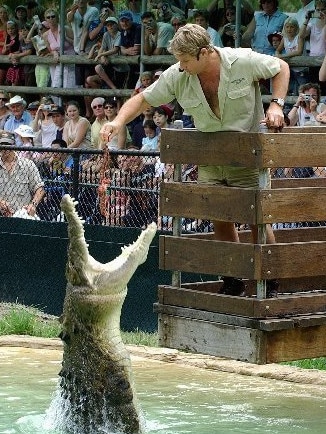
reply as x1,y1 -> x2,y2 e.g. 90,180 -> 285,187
193,9 -> 224,47
90,97 -> 107,149
287,82 -> 326,126
130,106 -> 155,149
14,124 -> 39,161
26,101 -> 40,120
171,13 -> 187,33
140,119 -> 159,152
32,96 -> 57,147
49,105 -> 66,140
241,0 -> 288,55
0,130 -> 45,217
131,71 -> 153,97
0,90 -> 10,129
49,138 -> 74,175
4,95 -> 33,146
104,98 -> 132,150
141,11 -> 175,55
118,10 -> 141,88
63,100 -> 91,149
90,16 -> 129,90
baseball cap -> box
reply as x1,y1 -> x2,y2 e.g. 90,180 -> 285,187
0,131 -> 15,145
14,125 -> 36,138
15,5 -> 27,13
49,105 -> 65,115
27,101 -> 39,110
105,16 -> 118,24
102,0 -> 114,9
119,10 -> 133,21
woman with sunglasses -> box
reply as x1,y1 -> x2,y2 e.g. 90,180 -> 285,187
0,90 -> 10,129
43,9 -> 76,93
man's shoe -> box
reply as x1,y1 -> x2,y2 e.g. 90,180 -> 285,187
219,277 -> 246,296
266,279 -> 279,298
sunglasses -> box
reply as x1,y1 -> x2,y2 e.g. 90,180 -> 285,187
105,105 -> 114,109
0,97 -> 8,101
92,104 -> 103,109
46,14 -> 56,19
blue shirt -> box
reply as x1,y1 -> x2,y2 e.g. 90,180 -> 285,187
4,111 -> 33,147
252,9 -> 288,55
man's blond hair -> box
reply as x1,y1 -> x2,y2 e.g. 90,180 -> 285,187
168,23 -> 214,57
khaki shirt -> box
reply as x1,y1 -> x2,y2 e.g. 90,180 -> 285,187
143,47 -> 281,133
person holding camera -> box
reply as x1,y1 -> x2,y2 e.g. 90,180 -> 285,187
141,11 -> 174,56
287,82 -> 326,126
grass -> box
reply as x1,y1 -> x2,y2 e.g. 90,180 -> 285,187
0,303 -> 158,346
283,358 -> 326,370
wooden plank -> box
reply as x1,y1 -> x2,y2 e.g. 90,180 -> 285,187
272,178 -> 326,189
266,325 -> 326,363
158,285 -> 326,318
261,133 -> 326,167
158,313 -> 266,363
260,242 -> 326,278
155,303 -> 326,331
239,227 -> 326,243
259,187 -> 326,223
160,129 -> 262,167
159,236 -> 256,278
284,126 -> 326,133
158,313 -> 326,363
160,182 -> 257,223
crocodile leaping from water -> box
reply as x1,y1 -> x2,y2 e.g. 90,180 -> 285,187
53,194 -> 156,434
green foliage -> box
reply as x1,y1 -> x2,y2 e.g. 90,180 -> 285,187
0,306 -> 61,338
195,1 -> 304,13
122,328 -> 159,346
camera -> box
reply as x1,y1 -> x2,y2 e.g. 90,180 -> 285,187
161,3 -> 169,12
303,94 -> 311,102
33,15 -> 41,27
43,104 -> 52,110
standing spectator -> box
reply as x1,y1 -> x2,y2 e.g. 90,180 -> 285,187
14,5 -> 28,28
275,17 -> 305,95
0,130 -> 45,217
11,23 -> 36,87
242,0 -> 288,55
207,0 -> 254,32
141,11 -> 175,55
0,90 -> 10,129
193,9 -> 224,47
218,6 -> 247,48
88,1 -> 115,42
63,100 -> 91,149
3,20 -> 21,86
4,95 -> 33,146
126,0 -> 142,24
67,0 -> 99,87
287,82 -> 326,126
28,20 -> 51,89
295,0 -> 316,27
0,5 -> 10,85
43,9 -> 76,93
118,10 -> 141,88
300,1 -> 326,87
91,97 -> 107,149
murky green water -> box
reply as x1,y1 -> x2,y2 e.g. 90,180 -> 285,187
1,347 -> 326,433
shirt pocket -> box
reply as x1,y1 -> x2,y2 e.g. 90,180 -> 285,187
181,98 -> 204,118
227,84 -> 251,100
15,177 -> 29,197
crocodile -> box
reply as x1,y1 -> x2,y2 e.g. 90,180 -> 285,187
53,194 -> 156,434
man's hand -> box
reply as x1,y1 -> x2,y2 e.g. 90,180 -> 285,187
264,104 -> 285,132
100,120 -> 121,142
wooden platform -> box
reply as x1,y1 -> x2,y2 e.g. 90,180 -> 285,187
157,128 -> 326,364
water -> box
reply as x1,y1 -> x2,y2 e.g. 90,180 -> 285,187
1,347 -> 326,433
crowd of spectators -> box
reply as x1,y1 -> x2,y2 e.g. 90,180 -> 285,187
1,1 -> 326,229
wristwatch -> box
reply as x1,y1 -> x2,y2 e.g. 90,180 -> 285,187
271,98 -> 285,108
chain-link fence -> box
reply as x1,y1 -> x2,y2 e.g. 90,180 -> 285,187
1,145 -> 326,231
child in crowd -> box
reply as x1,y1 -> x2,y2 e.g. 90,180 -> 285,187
2,20 -> 21,85
140,119 -> 158,152
275,17 -> 305,95
14,124 -> 39,161
131,71 -> 153,96
14,23 -> 36,87
268,31 -> 283,53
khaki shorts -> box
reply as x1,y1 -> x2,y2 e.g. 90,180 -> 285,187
198,165 -> 271,189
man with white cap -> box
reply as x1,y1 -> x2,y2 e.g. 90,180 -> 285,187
0,131 -> 44,217
4,96 -> 33,147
